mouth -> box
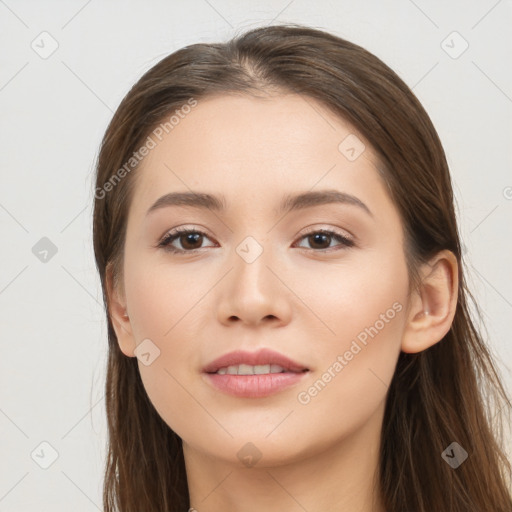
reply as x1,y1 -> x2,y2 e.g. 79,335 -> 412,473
210,363 -> 309,375
202,349 -> 310,398
202,348 -> 310,375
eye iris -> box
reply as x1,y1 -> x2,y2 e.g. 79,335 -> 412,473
309,233 -> 330,249
181,232 -> 202,250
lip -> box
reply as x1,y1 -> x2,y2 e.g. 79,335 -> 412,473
202,348 -> 310,398
202,348 -> 309,374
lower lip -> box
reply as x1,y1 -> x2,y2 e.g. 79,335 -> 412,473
203,371 -> 308,398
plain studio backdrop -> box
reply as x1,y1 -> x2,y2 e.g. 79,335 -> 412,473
0,1 -> 511,510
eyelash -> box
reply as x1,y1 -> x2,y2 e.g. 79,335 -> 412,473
156,226 -> 355,254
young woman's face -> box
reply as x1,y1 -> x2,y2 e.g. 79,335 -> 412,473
117,93 -> 411,466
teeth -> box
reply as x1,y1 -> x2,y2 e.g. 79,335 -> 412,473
254,364 -> 270,375
216,364 -> 286,375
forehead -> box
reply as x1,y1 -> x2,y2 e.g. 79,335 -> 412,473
129,93 -> 385,217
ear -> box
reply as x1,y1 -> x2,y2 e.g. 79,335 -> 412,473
401,249 -> 459,354
106,262 -> 137,357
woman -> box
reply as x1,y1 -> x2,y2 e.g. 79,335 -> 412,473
93,24 -> 512,511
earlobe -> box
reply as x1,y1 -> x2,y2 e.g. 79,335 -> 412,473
401,250 -> 459,354
106,263 -> 137,357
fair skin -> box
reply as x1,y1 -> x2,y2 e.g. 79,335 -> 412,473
107,93 -> 458,512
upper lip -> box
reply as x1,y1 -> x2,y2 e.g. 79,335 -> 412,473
203,349 -> 309,374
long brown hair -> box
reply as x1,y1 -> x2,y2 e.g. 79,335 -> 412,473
92,23 -> 512,511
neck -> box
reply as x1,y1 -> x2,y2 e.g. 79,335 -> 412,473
183,401 -> 386,512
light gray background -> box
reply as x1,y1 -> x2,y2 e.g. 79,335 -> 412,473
1,1 -> 511,510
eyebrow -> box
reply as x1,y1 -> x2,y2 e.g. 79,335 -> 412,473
146,189 -> 373,218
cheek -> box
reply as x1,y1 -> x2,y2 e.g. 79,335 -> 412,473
122,259 -> 215,431
124,258 -> 202,341
290,260 -> 408,450
289,245 -> 408,410
290,244 -> 409,350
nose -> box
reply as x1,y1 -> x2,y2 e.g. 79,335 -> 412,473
215,240 -> 293,328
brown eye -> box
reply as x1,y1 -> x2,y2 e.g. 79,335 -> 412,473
307,232 -> 332,250
295,229 -> 354,251
158,228 -> 215,253
179,232 -> 203,250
